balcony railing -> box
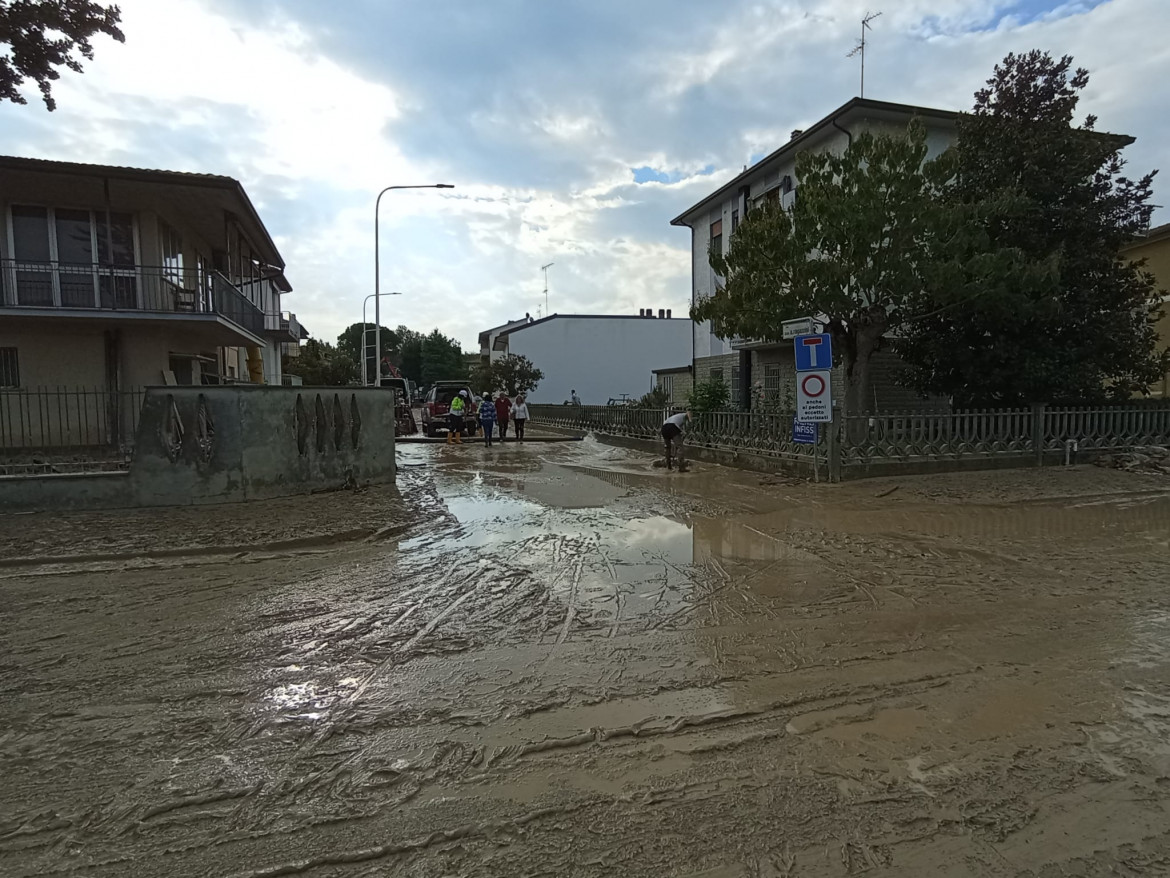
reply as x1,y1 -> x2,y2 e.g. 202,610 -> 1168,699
0,260 -> 264,339
263,310 -> 304,341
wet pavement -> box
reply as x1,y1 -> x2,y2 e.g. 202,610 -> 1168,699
2,439 -> 1170,876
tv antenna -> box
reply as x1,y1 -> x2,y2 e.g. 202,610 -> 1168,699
541,262 -> 554,316
846,11 -> 881,98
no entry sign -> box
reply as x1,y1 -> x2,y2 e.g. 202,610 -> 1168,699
796,370 -> 832,422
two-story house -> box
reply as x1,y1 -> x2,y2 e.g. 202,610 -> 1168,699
670,97 -> 958,411
0,156 -> 305,447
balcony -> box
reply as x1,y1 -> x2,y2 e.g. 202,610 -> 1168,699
263,311 -> 305,343
0,259 -> 265,343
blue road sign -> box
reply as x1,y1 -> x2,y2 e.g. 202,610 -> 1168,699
793,418 -> 817,444
794,333 -> 832,372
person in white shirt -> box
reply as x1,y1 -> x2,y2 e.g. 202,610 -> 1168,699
570,389 -> 581,406
512,394 -> 530,441
661,410 -> 690,471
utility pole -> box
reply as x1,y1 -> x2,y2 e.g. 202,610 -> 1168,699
846,11 -> 881,98
541,262 -> 554,316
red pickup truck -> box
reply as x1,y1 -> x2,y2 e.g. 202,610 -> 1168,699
420,381 -> 475,438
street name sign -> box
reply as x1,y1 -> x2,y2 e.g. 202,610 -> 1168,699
796,370 -> 832,422
782,317 -> 815,340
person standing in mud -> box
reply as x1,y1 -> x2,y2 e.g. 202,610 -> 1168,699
512,393 -> 529,442
447,390 -> 467,444
478,391 -> 498,447
495,391 -> 513,442
661,410 -> 690,471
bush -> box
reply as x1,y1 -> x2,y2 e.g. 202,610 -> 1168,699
688,378 -> 730,413
637,387 -> 671,408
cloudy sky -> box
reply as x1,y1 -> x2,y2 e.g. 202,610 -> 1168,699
2,0 -> 1164,350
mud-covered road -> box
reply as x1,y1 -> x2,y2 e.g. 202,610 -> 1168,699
3,440 -> 1170,877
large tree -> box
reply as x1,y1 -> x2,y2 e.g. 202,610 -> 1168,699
395,326 -> 424,386
0,1 -> 124,111
419,329 -> 465,387
469,353 -> 544,397
694,121 -> 1014,414
899,51 -> 1166,406
337,322 -> 398,384
282,339 -> 358,386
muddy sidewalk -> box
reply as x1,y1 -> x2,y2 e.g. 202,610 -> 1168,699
2,440 -> 1169,876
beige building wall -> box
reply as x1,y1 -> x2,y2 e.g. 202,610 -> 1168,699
0,323 -> 106,388
1123,226 -> 1170,399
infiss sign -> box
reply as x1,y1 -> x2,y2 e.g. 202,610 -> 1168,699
794,333 -> 833,423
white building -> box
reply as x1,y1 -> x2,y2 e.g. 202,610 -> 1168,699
669,97 -> 958,410
492,311 -> 691,405
478,314 -> 534,364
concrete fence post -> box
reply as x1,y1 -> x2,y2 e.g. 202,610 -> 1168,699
1032,402 -> 1046,467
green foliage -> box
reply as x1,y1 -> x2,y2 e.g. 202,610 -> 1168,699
638,387 -> 671,408
694,120 -> 1019,414
468,354 -> 545,397
899,51 -> 1166,406
336,322 -> 398,384
0,1 -> 125,111
687,377 -> 729,413
419,329 -> 466,387
395,326 -> 424,385
283,339 -> 358,386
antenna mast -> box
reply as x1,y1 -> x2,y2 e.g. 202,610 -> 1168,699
541,262 -> 554,316
846,11 -> 881,98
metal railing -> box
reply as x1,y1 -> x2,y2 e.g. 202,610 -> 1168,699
529,404 -> 826,463
0,260 -> 264,339
0,386 -> 146,454
531,400 -> 1170,480
263,310 -> 304,341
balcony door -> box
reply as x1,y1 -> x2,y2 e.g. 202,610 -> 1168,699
8,206 -> 138,308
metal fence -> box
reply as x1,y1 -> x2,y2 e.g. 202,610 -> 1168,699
531,401 -> 1170,480
1,260 -> 265,338
0,387 -> 146,453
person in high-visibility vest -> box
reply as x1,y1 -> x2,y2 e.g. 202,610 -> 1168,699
446,391 -> 467,444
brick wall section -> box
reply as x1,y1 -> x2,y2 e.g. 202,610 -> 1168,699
693,354 -> 739,386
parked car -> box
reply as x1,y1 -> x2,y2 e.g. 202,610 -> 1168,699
421,381 -> 475,437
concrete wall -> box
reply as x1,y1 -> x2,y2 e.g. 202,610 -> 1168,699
507,317 -> 692,405
0,385 -> 397,511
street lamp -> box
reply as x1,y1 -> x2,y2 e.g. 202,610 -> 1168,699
374,183 -> 455,386
362,291 -> 402,385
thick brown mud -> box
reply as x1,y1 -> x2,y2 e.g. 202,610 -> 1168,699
2,439 -> 1169,876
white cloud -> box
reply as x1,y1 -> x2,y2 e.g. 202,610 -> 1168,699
1,0 -> 1164,352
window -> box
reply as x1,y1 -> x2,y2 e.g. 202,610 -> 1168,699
8,206 -> 137,307
709,219 -> 723,260
731,366 -> 741,407
160,221 -> 184,283
661,374 -> 674,401
731,209 -> 739,234
0,348 -> 19,387
764,363 -> 781,401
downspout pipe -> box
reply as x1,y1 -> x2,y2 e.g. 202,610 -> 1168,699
831,116 -> 853,147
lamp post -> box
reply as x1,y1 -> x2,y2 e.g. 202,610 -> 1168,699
374,183 -> 454,385
362,291 -> 402,385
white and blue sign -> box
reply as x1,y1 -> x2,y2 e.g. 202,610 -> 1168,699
793,418 -> 817,444
794,333 -> 832,372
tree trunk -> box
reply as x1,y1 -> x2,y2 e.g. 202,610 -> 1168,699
836,306 -> 888,415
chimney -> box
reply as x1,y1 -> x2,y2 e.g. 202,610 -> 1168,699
638,308 -> 644,317
658,308 -> 665,319
791,128 -> 804,140
645,306 -> 652,317
666,309 -> 672,318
